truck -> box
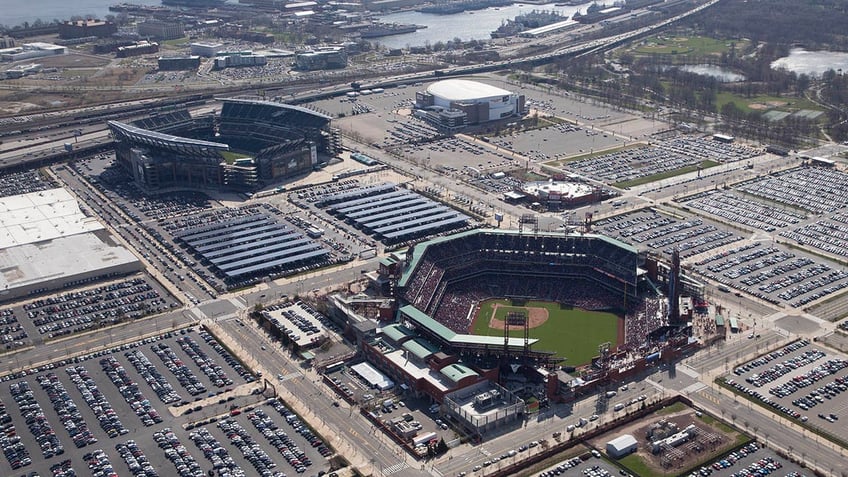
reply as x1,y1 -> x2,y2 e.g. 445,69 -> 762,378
412,431 -> 438,447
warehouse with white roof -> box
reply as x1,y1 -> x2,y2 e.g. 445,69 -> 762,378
0,188 -> 141,302
415,79 -> 525,130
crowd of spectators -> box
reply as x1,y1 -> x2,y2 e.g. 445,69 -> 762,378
431,275 -> 627,334
622,296 -> 667,352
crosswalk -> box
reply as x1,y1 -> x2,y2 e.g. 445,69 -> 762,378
383,462 -> 408,475
278,372 -> 302,382
697,389 -> 721,405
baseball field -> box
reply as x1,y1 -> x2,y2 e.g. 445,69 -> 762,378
471,298 -> 621,366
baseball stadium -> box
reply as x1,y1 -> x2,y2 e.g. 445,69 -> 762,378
396,229 -> 669,368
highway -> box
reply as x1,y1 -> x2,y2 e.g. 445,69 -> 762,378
0,0 -> 725,173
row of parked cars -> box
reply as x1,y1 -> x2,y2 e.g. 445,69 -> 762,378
793,380 -> 848,411
151,342 -> 207,396
770,358 -> 848,398
270,400 -> 332,458
247,407 -> 313,473
725,379 -> 802,420
50,458 -> 76,477
116,440 -> 159,477
744,349 -> 826,388
125,349 -> 182,404
198,329 -> 256,384
537,456 -> 584,476
188,426 -> 245,477
734,340 -> 811,377
66,365 -> 129,438
693,442 -> 761,476
36,372 -> 98,448
10,380 -> 64,459
0,395 -> 31,470
84,449 -> 117,477
153,428 -> 205,477
177,335 -> 233,388
100,356 -> 163,427
217,417 -> 279,476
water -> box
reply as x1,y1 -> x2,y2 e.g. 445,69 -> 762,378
3,0 -> 162,26
771,48 -> 848,77
3,0 -> 238,27
677,64 -> 745,82
372,2 -> 588,49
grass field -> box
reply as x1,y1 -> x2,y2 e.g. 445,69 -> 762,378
613,160 -> 719,189
472,299 -> 620,366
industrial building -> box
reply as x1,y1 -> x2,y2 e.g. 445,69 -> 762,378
295,47 -> 347,70
157,56 -> 201,71
116,41 -> 159,58
0,189 -> 141,302
606,434 -> 638,458
58,19 -> 117,39
190,42 -> 223,57
0,42 -> 66,62
213,54 -> 267,69
138,20 -> 185,40
414,79 -> 525,129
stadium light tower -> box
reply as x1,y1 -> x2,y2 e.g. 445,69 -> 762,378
668,248 -> 681,324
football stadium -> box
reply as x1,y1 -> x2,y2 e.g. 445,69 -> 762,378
108,98 -> 341,192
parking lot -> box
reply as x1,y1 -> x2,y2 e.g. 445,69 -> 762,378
595,208 -> 743,259
0,326 -> 332,477
0,273 -> 176,349
532,451 -> 617,477
562,137 -> 760,185
690,441 -> 810,477
723,339 -> 848,442
596,208 -> 848,308
681,190 -> 806,233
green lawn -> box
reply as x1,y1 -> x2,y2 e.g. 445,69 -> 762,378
613,160 -> 719,189
630,35 -> 745,58
715,92 -> 823,115
472,299 -> 619,365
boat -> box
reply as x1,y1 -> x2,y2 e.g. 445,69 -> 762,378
418,0 -> 511,15
359,23 -> 425,38
161,0 -> 226,7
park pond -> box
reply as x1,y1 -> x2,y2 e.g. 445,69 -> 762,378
676,64 -> 745,82
771,48 -> 848,77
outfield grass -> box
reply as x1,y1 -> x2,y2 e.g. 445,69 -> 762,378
220,151 -> 252,164
473,299 -> 619,366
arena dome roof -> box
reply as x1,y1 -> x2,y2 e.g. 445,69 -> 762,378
426,79 -> 512,102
